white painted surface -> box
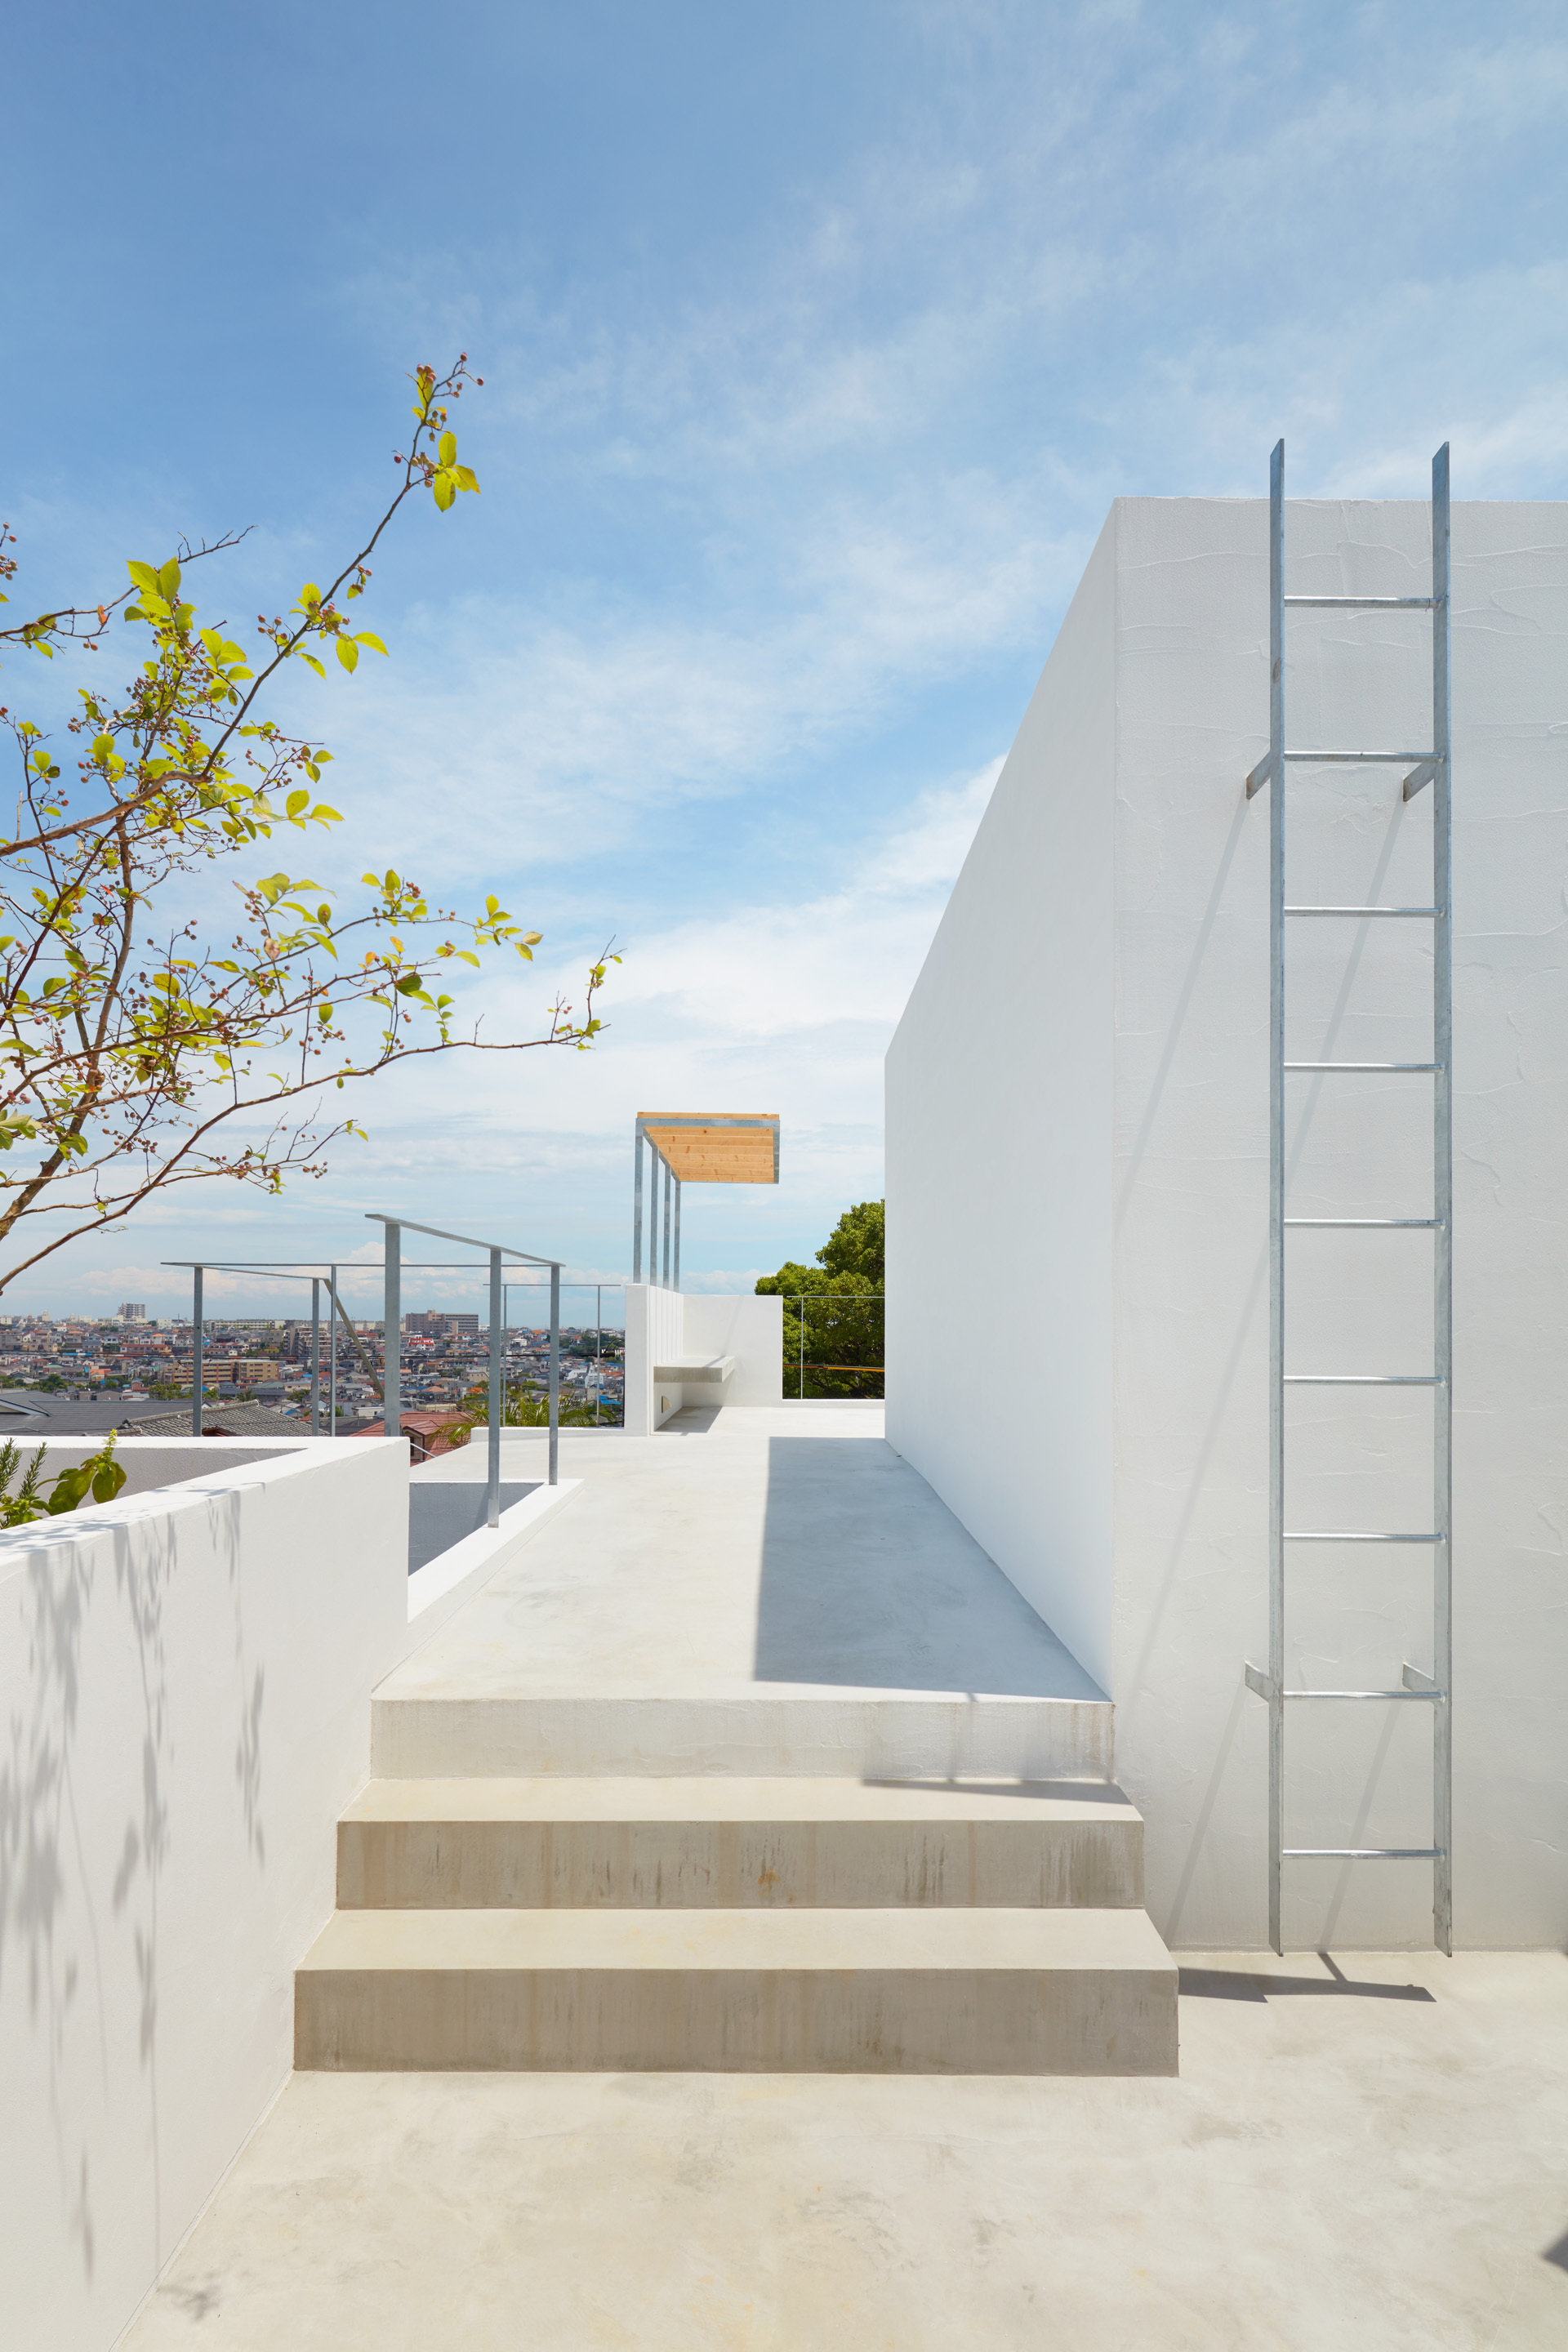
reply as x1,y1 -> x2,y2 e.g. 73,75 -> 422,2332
888,495 -> 1568,1949
399,1478 -> 581,1651
0,1437 -> 409,2352
624,1287 -> 782,1428
888,516 -> 1117,1695
622,1283 -> 686,1432
371,1407 -> 1108,1781
680,1294 -> 783,1407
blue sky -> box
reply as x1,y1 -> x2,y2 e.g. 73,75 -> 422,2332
2,1 -> 1565,1321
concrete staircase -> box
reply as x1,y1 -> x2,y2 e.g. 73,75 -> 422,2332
296,1750 -> 1178,2074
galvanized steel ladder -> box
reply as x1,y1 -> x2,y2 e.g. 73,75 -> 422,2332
1243,440 -> 1453,1955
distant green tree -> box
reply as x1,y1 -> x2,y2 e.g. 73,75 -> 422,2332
756,1200 -> 884,1398
455,1380 -> 601,1431
817,1198 -> 884,1285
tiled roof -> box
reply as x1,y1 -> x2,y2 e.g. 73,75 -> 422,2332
122,1403 -> 305,1439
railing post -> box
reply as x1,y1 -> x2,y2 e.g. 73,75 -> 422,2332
672,1175 -> 681,1291
191,1266 -> 204,1437
662,1163 -> 672,1287
328,1263 -> 338,1437
799,1291 -> 804,1399
548,1263 -> 560,1486
487,1246 -> 502,1528
384,1222 -> 402,1442
310,1276 -> 320,1435
595,1281 -> 602,1426
633,1124 -> 644,1283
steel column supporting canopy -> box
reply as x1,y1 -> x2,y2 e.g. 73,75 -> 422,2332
631,1113 -> 780,1288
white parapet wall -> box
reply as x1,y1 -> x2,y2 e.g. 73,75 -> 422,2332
623,1286 -> 783,1431
0,1437 -> 412,2350
886,492 -> 1568,1951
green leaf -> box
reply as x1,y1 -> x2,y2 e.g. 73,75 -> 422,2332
432,472 -> 456,512
301,582 -> 321,608
452,465 -> 480,493
91,1457 -> 127,1503
286,790 -> 310,818
394,973 -> 424,996
300,653 -> 326,679
311,802 -> 341,822
354,631 -> 388,655
336,637 -> 359,672
158,558 -> 181,599
439,430 -> 457,467
317,904 -> 332,925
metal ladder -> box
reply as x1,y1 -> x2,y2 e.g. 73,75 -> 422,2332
1243,440 -> 1453,1956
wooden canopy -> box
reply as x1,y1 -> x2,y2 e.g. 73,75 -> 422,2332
637,1112 -> 779,1185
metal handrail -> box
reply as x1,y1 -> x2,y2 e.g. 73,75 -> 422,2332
366,1215 -> 564,1515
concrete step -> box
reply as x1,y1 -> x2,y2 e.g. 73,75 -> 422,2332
294,1904 -> 1178,2075
336,1776 -> 1144,1910
368,1690 -> 1114,1783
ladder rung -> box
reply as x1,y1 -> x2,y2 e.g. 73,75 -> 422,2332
1283,596 -> 1435,610
1284,1218 -> 1443,1228
1283,1062 -> 1442,1072
1281,1688 -> 1445,1702
1284,1530 -> 1444,1543
1282,751 -> 1436,764
1283,1847 -> 1445,1860
1285,905 -> 1443,917
1283,1374 -> 1442,1385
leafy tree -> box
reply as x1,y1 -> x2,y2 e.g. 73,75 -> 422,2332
0,357 -> 615,1296
817,1197 -> 884,1285
756,1199 -> 884,1398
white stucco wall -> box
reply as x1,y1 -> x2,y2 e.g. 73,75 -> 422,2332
681,1293 -> 784,1406
887,515 -> 1118,1697
887,493 -> 1568,1949
622,1284 -> 688,1433
0,1437 -> 408,2350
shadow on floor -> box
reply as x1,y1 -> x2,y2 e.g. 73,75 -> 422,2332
1180,1953 -> 1436,2004
1542,2232 -> 1568,2274
752,1436 -> 1103,1700
862,1777 -> 1138,1805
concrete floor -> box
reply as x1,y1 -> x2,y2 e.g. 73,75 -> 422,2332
124,1951 -> 1567,2350
394,1406 -> 1102,1704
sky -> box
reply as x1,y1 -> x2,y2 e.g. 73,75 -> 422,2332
2,0 -> 1565,1321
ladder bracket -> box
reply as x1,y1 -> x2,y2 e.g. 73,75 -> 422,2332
1401,1662 -> 1443,1697
1245,749 -> 1276,800
1402,755 -> 1440,802
1244,1663 -> 1276,1703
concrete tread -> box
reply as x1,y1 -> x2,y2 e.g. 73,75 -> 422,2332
301,1904 -> 1174,1974
341,1775 -> 1143,1826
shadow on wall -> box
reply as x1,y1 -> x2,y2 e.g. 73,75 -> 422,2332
751,1435 -> 1104,1699
0,1486 -> 252,2301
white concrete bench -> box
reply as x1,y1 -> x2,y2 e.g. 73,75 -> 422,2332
652,1355 -> 737,1389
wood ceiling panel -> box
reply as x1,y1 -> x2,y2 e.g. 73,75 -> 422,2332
638,1114 -> 779,1184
